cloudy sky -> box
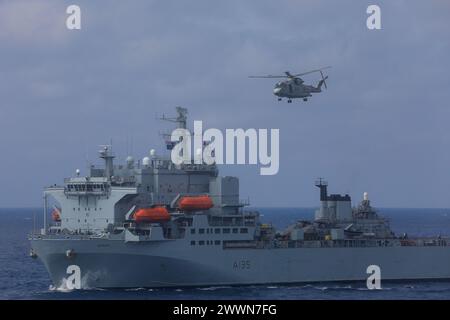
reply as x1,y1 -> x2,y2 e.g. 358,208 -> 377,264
1,0 -> 450,208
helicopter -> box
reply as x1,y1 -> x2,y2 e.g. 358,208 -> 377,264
249,66 -> 331,102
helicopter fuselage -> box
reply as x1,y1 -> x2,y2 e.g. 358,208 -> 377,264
273,79 -> 321,99
249,67 -> 330,102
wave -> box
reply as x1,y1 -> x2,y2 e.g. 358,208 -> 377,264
48,280 -> 73,293
125,287 -> 147,292
197,286 -> 232,291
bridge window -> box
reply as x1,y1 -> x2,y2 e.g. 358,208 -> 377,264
223,228 -> 230,234
232,228 -> 238,234
214,228 -> 221,234
199,241 -> 205,246
199,228 -> 205,234
214,240 -> 221,245
190,241 -> 195,246
191,228 -> 196,234
240,228 -> 248,234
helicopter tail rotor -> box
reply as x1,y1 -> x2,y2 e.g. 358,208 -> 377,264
318,71 -> 328,90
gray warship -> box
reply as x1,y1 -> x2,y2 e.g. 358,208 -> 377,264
30,107 -> 450,289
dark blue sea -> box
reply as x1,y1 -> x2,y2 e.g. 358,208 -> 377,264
2,207 -> 450,300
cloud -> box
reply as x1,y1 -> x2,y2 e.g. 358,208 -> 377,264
0,0 -> 68,46
1,0 -> 450,207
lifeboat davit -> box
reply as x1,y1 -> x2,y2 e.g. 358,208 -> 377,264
51,209 -> 61,222
133,206 -> 170,223
179,195 -> 214,211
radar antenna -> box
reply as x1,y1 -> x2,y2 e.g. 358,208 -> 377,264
160,106 -> 188,129
159,107 -> 189,150
315,178 -> 328,201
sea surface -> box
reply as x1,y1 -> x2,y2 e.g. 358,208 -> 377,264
2,207 -> 450,300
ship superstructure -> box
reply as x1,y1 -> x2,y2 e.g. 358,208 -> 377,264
30,108 -> 450,288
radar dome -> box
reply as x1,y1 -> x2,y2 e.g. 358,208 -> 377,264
150,149 -> 156,157
126,156 -> 134,168
363,192 -> 369,201
142,157 -> 150,166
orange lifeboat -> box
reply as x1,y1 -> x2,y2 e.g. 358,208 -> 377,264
179,195 -> 213,211
133,206 -> 170,223
51,208 -> 61,222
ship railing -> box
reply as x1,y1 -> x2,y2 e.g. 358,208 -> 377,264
46,184 -> 64,189
182,163 -> 217,172
29,231 -> 106,240
398,238 -> 448,247
239,198 -> 250,207
208,221 -> 256,227
64,190 -> 109,196
233,237 -> 450,250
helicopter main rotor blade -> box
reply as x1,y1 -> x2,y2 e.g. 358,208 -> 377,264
249,66 -> 331,79
293,66 -> 331,77
248,75 -> 288,79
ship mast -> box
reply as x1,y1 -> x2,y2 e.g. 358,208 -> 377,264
159,107 -> 188,150
160,106 -> 188,129
99,145 -> 115,180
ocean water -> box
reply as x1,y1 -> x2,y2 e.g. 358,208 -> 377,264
2,207 -> 450,300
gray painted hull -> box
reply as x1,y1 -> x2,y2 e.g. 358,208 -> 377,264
31,238 -> 450,288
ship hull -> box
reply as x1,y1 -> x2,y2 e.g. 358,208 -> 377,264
31,238 -> 450,288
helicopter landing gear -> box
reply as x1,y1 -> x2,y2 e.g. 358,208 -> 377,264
287,99 -> 292,103
303,98 -> 308,102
